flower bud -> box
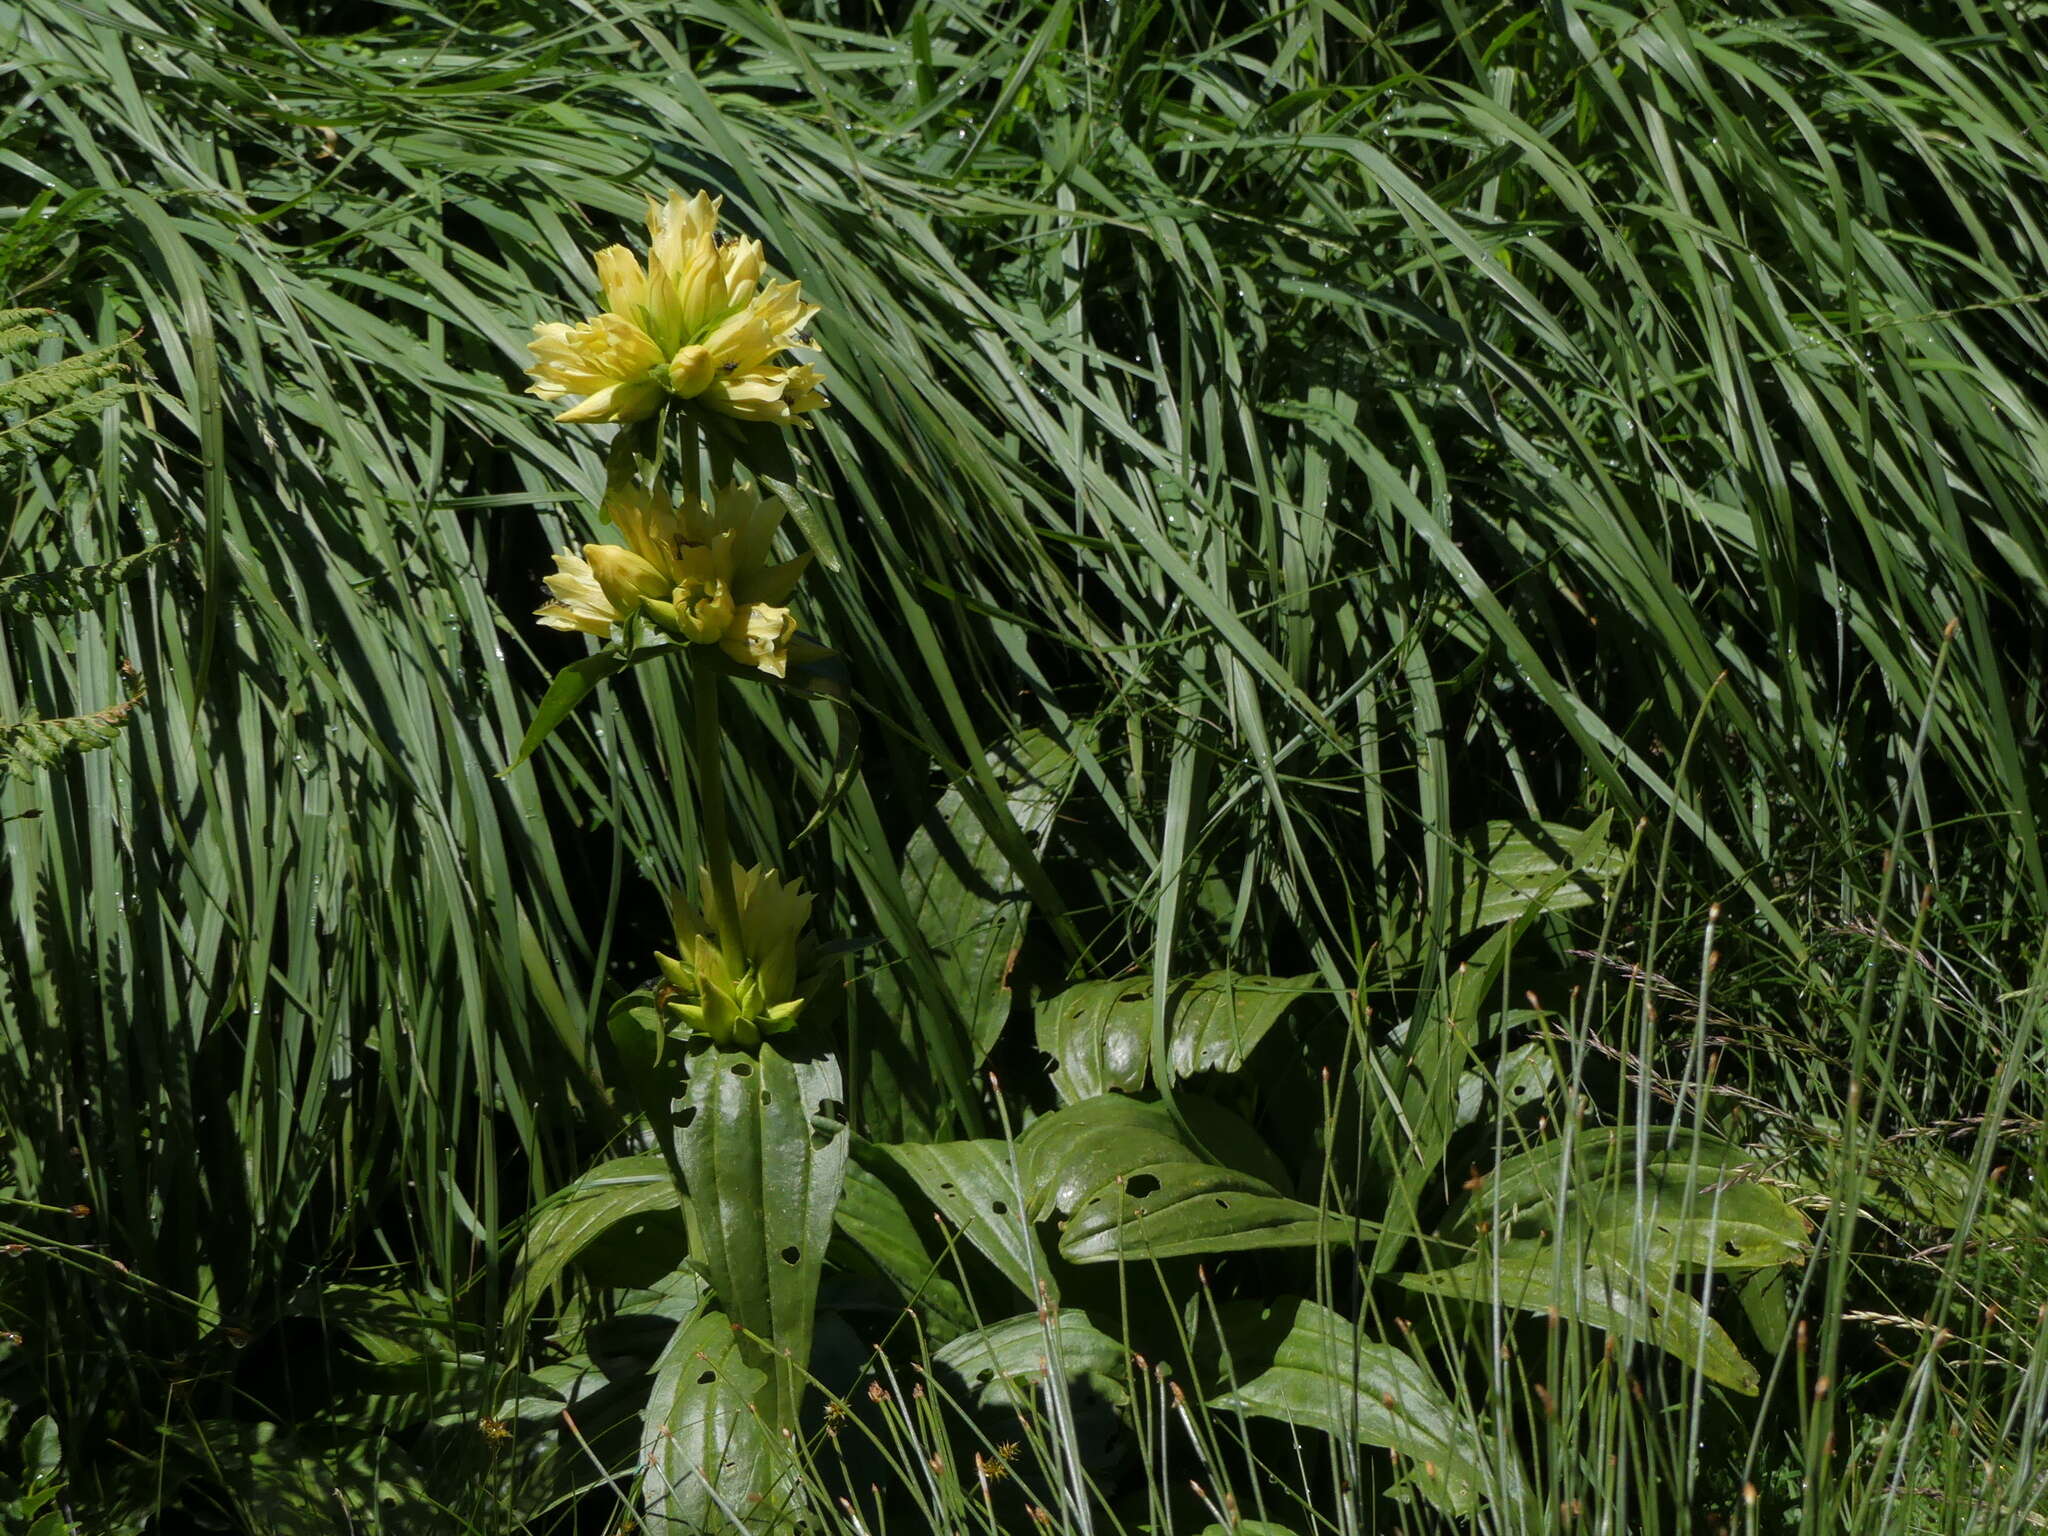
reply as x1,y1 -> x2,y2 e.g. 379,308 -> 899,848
655,865 -> 825,1048
669,344 -> 716,398
582,543 -> 671,614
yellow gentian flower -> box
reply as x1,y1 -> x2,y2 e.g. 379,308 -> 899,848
531,479 -> 816,679
534,551 -> 622,636
525,190 -> 825,426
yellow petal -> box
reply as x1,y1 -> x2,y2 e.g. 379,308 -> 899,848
672,542 -> 736,644
668,344 -> 716,398
553,378 -> 663,423
718,603 -> 797,677
676,233 -> 723,331
594,245 -> 647,316
582,543 -> 671,611
603,483 -> 682,565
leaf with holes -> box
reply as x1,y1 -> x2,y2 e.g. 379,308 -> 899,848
1059,1162 -> 1374,1263
1399,1242 -> 1760,1393
509,1155 -> 684,1323
638,1308 -> 794,1533
932,1310 -> 1128,1409
674,1040 -> 849,1425
1577,1175 -> 1809,1273
833,1162 -> 976,1342
1017,1096 -> 1198,1221
1015,1093 -> 1289,1221
1036,972 -> 1321,1102
867,1139 -> 1053,1303
1201,1298 -> 1517,1518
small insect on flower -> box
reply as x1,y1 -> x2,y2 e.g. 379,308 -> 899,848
526,189 -> 826,426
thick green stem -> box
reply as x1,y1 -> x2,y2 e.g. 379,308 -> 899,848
692,648 -> 743,971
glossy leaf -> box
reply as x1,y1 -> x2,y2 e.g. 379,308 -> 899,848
1202,1298 -> 1515,1518
500,644 -> 664,774
1017,1095 -> 1201,1221
832,1161 -> 976,1341
1445,1127 -> 1793,1247
674,1040 -> 849,1424
1036,972 -> 1320,1102
1575,1176 -> 1809,1273
1448,815 -> 1625,937
1400,1243 -> 1761,1393
868,1138 -> 1053,1302
895,728 -> 1076,1064
509,1155 -> 683,1322
932,1309 -> 1128,1409
1060,1162 -> 1374,1263
1018,1093 -> 1293,1222
638,1308 -> 794,1534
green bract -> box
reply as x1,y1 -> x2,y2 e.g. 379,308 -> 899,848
655,863 -> 826,1049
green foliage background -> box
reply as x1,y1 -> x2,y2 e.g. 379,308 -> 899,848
4,0 -> 2048,1529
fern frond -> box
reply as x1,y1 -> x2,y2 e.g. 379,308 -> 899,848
0,314 -> 141,467
0,688 -> 145,782
0,311 -> 47,358
0,542 -> 178,617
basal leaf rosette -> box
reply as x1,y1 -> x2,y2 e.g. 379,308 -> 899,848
533,479 -> 818,679
657,864 -> 829,1050
527,189 -> 825,426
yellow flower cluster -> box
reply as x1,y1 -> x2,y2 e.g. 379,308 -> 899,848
527,191 -> 825,425
657,863 -> 823,1048
534,480 -> 812,678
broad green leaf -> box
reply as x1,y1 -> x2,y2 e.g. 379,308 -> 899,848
1059,1162 -> 1374,1263
1201,1298 -> 1516,1518
1016,1093 -> 1289,1220
832,1161 -> 976,1341
510,1155 -> 684,1322
175,1422 -> 439,1534
638,1308 -> 795,1534
932,1310 -> 1128,1408
1036,978 -> 1153,1100
606,997 -> 690,1121
1452,1038 -> 1557,1131
1017,1096 -> 1201,1221
1863,1140 -> 2044,1244
1400,1242 -> 1761,1393
674,1040 -> 849,1424
1444,1127 -> 1791,1246
1036,972 -> 1320,1102
897,728 -> 1076,1064
1445,814 -> 1625,938
1576,1175 -> 1809,1273
868,1138 -> 1053,1303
